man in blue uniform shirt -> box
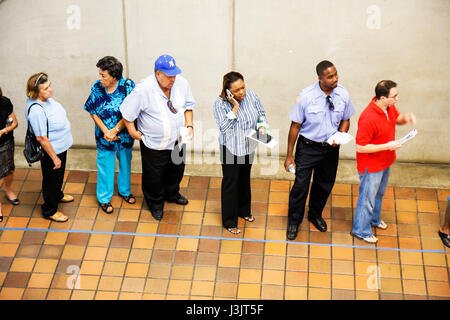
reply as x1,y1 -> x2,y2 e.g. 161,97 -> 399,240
284,60 -> 355,240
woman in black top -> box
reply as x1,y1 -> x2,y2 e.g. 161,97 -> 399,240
0,87 -> 19,222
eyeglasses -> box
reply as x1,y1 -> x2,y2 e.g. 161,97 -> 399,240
34,73 -> 48,88
167,100 -> 177,114
326,95 -> 334,111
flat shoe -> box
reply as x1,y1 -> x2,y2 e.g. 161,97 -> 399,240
60,194 -> 74,203
120,193 -> 136,204
8,198 -> 20,205
375,220 -> 387,230
350,231 -> 378,244
438,231 -> 450,248
244,215 -> 255,222
99,203 -> 114,214
227,227 -> 241,234
47,211 -> 69,222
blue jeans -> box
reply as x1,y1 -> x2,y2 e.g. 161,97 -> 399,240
352,167 -> 390,238
97,147 -> 132,204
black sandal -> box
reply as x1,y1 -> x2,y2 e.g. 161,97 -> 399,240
120,194 -> 136,204
6,196 -> 20,206
99,203 -> 113,214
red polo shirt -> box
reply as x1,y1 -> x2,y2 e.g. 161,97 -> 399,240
356,97 -> 400,174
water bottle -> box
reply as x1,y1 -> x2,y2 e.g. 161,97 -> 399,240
288,164 -> 296,173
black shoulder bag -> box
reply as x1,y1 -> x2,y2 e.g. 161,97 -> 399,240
23,103 -> 48,166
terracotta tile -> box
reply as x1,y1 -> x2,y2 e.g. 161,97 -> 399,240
181,212 -> 203,225
354,248 -> 377,262
83,247 -> 108,261
332,289 -> 355,300
66,233 -> 90,246
379,278 -> 402,293
237,283 -> 260,299
4,272 -> 31,288
287,243 -> 308,257
79,195 -> 98,207
173,251 -> 196,265
208,177 -> 221,188
0,230 -> 24,243
191,281 -> 215,297
119,292 -> 143,300
128,249 -> 152,263
425,266 -> 449,282
331,220 -> 352,233
243,228 -> 265,240
418,212 -> 440,225
148,264 -> 171,279
240,254 -> 263,269
154,236 -> 177,250
401,265 -> 424,280
309,258 -> 331,273
102,262 -> 126,277
55,260 -> 81,274
198,239 -> 220,253
38,245 -> 63,259
309,245 -> 331,259
214,282 -> 237,298
285,286 -> 307,300
184,200 -> 205,212
309,287 -> 331,300
0,287 -> 25,300
395,199 -> 417,212
437,189 -> 450,201
193,266 -> 216,281
33,259 -> 58,273
176,238 -> 199,251
88,234 -> 111,247
188,176 -> 209,188
355,261 -> 376,275
110,234 -> 133,248
332,184 -> 352,195
44,232 -> 68,246
262,270 -> 285,285
397,224 -> 420,237
417,200 -> 439,213
0,243 -> 19,257
203,213 -> 221,226
427,281 -> 450,297
26,273 -> 53,289
95,291 -> 119,300
332,260 -> 354,275
376,236 -> 399,249
80,260 -> 104,275
332,195 -> 352,208
121,277 -> 146,292
397,211 -> 418,224
217,267 -> 239,282
251,202 -> 267,214
423,252 -> 447,267
378,263 -> 401,278
151,250 -> 174,264
167,279 -> 191,295
261,284 -> 284,299
395,187 -> 416,199
355,290 -> 379,300
22,288 -> 48,300
267,203 -> 288,216
285,271 -> 308,286
309,272 -> 331,288
171,265 -> 194,280
206,188 -> 220,201
238,268 -> 262,283
403,279 -> 427,295
264,242 -> 286,256
144,278 -> 168,294
332,247 -> 353,260
16,244 -> 40,258
332,274 -> 354,290
263,255 -> 285,270
71,290 -> 96,300
61,245 -> 85,260
47,289 -> 72,300
268,192 -> 288,203
355,275 -> 378,292
63,182 -> 85,194
5,217 -> 29,228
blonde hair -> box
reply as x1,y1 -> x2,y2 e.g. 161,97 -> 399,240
26,72 -> 48,99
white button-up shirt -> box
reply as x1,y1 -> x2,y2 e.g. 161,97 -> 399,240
120,74 -> 195,150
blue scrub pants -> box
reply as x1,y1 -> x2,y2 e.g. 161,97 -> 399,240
96,147 -> 132,204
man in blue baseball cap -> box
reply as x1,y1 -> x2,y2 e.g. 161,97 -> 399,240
120,54 -> 195,220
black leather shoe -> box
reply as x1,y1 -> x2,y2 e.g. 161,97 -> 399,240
167,195 -> 189,205
151,208 -> 164,221
438,231 -> 450,248
286,224 -> 299,240
309,217 -> 327,232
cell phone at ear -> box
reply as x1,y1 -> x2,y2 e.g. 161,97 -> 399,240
226,89 -> 233,98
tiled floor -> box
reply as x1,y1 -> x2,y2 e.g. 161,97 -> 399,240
0,168 -> 449,300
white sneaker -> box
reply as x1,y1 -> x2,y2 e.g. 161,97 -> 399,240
375,220 -> 387,230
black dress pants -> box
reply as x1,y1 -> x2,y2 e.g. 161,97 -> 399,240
40,151 -> 67,218
220,145 -> 254,229
288,136 -> 339,226
140,141 -> 185,212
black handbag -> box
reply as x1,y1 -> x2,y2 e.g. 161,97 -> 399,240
23,103 -> 48,166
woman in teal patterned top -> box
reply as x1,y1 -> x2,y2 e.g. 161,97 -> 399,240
84,56 -> 136,213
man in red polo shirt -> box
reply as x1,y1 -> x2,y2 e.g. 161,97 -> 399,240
351,80 -> 416,243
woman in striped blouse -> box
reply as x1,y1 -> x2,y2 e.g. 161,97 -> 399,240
213,72 -> 269,234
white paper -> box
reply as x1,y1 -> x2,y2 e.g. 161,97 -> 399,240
327,132 -> 353,145
179,127 -> 192,146
247,129 -> 278,149
398,128 -> 418,144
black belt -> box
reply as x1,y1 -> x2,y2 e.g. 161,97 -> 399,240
300,135 -> 330,147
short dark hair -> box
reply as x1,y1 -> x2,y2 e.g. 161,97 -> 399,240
220,71 -> 244,100
375,80 -> 397,100
96,56 -> 123,80
316,60 -> 334,76
0,87 -> 2,97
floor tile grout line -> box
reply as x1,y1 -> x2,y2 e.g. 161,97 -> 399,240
415,187 -> 430,299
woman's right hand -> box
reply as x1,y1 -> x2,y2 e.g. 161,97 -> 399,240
52,156 -> 61,170
104,129 -> 119,142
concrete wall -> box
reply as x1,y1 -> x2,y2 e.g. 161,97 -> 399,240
1,0 -> 449,165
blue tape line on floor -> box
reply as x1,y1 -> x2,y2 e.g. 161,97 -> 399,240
0,227 -> 446,253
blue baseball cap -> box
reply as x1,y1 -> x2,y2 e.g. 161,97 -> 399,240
155,54 -> 182,76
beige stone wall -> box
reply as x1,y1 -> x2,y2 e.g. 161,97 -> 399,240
1,0 -> 449,164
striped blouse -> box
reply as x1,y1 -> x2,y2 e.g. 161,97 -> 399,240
213,90 -> 267,156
